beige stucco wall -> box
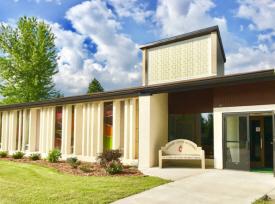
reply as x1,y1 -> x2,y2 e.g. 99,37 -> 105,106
147,35 -> 211,85
139,93 -> 168,168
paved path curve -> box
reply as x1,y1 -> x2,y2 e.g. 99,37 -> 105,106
113,168 -> 275,204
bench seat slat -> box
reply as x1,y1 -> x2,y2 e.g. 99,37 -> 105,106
162,154 -> 200,157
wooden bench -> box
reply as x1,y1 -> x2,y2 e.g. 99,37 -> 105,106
159,139 -> 205,169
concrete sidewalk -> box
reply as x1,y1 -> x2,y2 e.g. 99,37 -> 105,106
113,168 -> 275,204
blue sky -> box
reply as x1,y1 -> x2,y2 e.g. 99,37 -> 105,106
1,0 -> 275,96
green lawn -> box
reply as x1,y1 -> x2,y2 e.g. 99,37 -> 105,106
253,200 -> 275,204
252,200 -> 275,204
0,160 -> 171,204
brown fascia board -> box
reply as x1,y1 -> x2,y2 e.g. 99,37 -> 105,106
139,25 -> 226,62
0,69 -> 274,111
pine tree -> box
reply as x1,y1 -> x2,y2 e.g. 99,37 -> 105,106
0,16 -> 62,105
86,78 -> 104,94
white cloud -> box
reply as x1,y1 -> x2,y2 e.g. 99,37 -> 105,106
44,22 -> 91,95
154,0 -> 217,37
258,32 -> 275,43
248,23 -> 255,30
107,0 -> 154,24
226,45 -> 275,74
153,0 -> 240,52
236,0 -> 275,31
51,0 -> 142,95
14,0 -> 61,4
153,0 -> 275,75
240,25 -> 243,31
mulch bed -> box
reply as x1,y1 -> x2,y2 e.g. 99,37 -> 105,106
0,156 -> 144,177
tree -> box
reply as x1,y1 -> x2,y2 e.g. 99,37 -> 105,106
0,16 -> 63,105
86,78 -> 104,94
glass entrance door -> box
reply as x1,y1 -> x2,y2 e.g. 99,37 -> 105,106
224,114 -> 250,171
250,117 -> 265,168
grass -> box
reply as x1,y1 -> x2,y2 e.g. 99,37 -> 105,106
251,168 -> 274,174
0,160 -> 171,204
253,200 -> 275,204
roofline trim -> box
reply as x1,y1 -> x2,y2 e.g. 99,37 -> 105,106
0,69 -> 274,111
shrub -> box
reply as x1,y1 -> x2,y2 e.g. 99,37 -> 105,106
66,157 -> 77,163
29,153 -> 42,161
12,151 -> 25,159
47,148 -> 62,163
0,150 -> 9,158
69,159 -> 81,169
105,160 -> 123,175
80,164 -> 93,172
96,149 -> 122,167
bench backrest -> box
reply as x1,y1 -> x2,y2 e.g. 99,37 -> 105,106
161,139 -> 202,155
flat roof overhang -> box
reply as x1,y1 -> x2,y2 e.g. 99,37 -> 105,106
0,69 -> 274,111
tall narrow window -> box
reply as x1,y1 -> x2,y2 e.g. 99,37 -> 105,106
55,106 -> 63,149
71,105 -> 75,154
0,112 -> 2,149
103,102 -> 113,150
25,110 -> 30,151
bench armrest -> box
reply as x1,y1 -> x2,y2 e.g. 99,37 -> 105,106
159,150 -> 163,168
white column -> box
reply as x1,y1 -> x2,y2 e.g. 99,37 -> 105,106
74,104 -> 83,155
91,103 -> 98,156
10,111 -> 17,151
82,104 -> 87,156
22,110 -> 27,152
97,102 -> 103,154
113,100 -> 121,150
86,103 -> 91,156
39,109 -> 44,153
46,108 -> 50,152
138,93 -> 168,168
124,100 -> 130,159
29,109 -> 37,152
129,99 -> 136,160
42,108 -> 47,153
213,110 -> 223,169
18,110 -> 22,151
2,112 -> 9,151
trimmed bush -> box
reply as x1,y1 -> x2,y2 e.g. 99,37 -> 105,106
12,151 -> 25,159
29,153 -> 42,161
80,164 -> 93,172
69,159 -> 81,169
47,148 -> 62,163
105,160 -> 123,175
96,149 -> 122,167
66,157 -> 77,163
0,150 -> 9,158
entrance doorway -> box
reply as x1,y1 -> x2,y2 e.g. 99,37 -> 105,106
250,116 -> 273,171
223,112 -> 274,175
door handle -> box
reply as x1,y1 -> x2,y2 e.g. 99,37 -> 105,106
261,139 -> 263,148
